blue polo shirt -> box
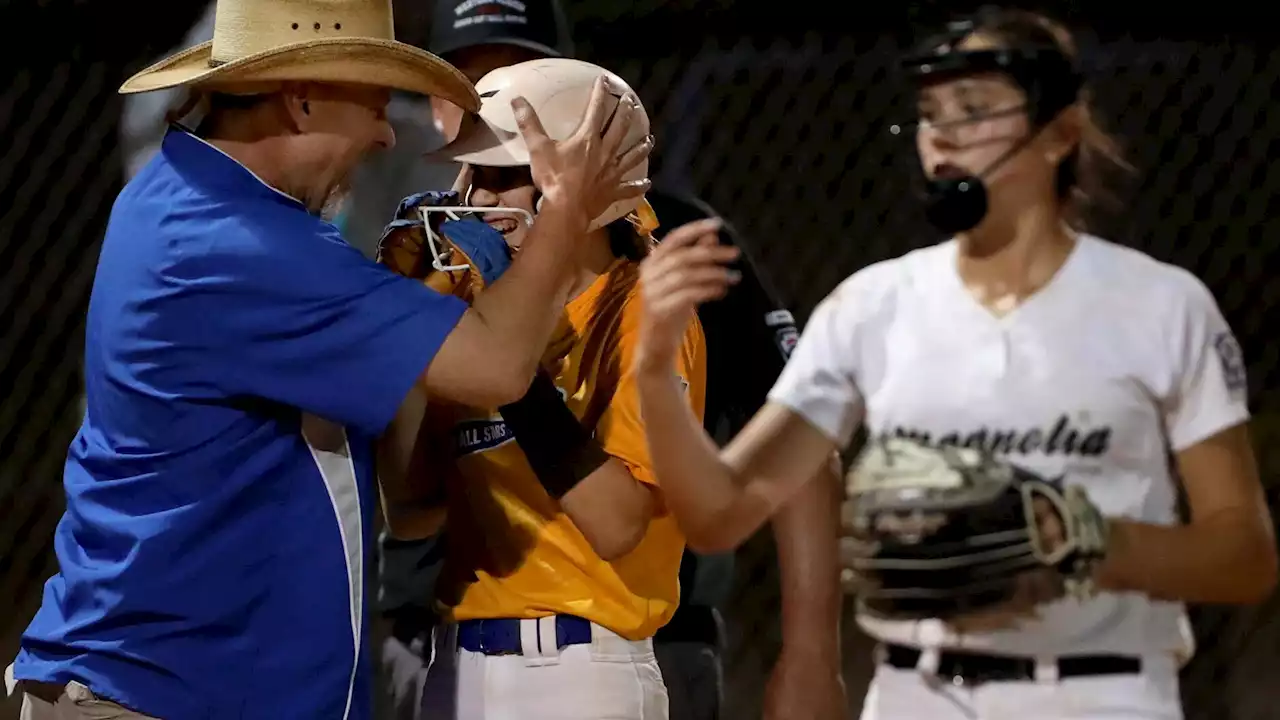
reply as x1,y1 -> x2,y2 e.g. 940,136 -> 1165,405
12,128 -> 467,719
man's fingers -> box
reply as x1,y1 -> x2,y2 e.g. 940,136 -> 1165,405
613,133 -> 654,178
599,92 -> 640,160
609,177 -> 652,203
511,96 -> 551,150
577,75 -> 615,140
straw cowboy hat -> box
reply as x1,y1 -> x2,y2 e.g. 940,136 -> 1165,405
119,0 -> 480,113
439,58 -> 654,231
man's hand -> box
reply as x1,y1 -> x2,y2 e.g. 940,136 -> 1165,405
636,219 -> 739,372
764,650 -> 848,720
514,75 -> 653,228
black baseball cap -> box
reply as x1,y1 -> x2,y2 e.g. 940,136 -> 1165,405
429,0 -> 574,59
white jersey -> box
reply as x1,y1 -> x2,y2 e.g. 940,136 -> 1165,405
768,234 -> 1250,657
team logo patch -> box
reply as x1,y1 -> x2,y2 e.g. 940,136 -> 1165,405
453,416 -> 515,457
774,326 -> 799,359
1213,331 -> 1248,395
765,310 -> 799,359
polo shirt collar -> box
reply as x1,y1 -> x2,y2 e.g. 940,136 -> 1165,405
161,125 -> 308,212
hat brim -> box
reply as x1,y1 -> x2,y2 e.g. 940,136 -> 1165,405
119,37 -> 480,113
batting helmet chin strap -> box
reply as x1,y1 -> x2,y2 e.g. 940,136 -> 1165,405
627,198 -> 660,237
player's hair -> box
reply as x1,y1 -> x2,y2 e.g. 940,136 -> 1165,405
607,218 -> 654,261
966,9 -> 1132,229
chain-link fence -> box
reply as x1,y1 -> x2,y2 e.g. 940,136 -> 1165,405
4,2 -> 1280,719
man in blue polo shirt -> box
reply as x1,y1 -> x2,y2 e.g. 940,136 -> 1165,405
4,1 -> 651,718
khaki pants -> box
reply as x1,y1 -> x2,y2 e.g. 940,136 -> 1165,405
6,664 -> 158,720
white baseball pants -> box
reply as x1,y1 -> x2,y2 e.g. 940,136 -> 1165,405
419,619 -> 670,720
859,653 -> 1183,720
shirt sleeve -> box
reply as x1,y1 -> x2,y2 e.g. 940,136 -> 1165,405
188,216 -> 468,437
595,295 -> 708,488
766,283 -> 864,448
1163,275 -> 1251,451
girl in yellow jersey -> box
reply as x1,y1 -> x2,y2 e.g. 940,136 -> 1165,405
389,59 -> 710,720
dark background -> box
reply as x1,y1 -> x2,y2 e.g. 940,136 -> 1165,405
3,1 -> 1280,718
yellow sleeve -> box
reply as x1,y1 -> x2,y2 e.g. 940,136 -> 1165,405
594,293 -> 707,489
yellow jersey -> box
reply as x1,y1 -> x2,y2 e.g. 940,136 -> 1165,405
426,259 -> 707,640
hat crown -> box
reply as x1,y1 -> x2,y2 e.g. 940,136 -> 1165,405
211,0 -> 395,64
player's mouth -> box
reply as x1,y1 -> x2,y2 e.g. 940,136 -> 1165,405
485,216 -> 520,236
932,163 -> 971,181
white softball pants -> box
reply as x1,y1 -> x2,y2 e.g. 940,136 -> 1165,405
859,652 -> 1183,720
419,619 -> 670,720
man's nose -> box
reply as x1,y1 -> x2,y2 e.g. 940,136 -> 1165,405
376,120 -> 396,151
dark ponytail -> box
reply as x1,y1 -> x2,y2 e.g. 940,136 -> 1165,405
607,217 -> 654,261
972,9 -> 1133,230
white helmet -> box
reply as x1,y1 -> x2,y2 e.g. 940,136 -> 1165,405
436,57 -> 652,230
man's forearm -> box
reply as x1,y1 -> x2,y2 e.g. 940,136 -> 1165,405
1095,512 -> 1277,604
773,454 -> 842,657
469,202 -> 585,380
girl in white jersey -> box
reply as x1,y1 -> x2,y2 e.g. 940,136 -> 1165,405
631,8 -> 1277,720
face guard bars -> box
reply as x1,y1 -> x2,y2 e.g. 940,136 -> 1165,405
418,204 -> 534,273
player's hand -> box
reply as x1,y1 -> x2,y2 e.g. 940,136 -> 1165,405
764,650 -> 849,720
636,219 -> 739,369
513,76 -> 653,227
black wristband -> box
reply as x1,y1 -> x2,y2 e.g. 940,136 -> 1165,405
499,371 -> 611,499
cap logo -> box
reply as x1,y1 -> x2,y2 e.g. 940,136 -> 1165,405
453,1 -> 529,30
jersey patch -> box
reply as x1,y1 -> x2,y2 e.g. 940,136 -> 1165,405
1213,331 -> 1247,395
764,310 -> 799,360
454,416 -> 515,457
774,326 -> 799,359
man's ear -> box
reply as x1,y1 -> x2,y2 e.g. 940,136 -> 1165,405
280,82 -> 314,132
431,96 -> 465,142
